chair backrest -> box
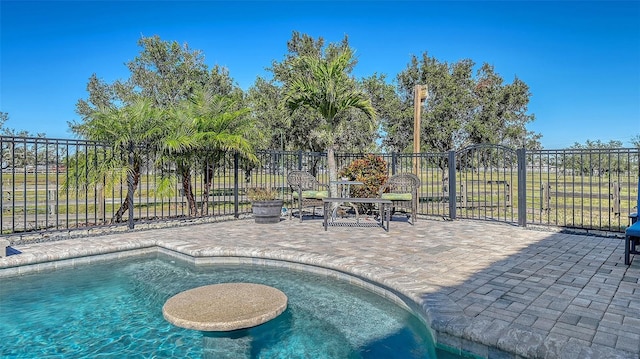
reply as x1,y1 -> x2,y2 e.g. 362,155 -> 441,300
386,173 -> 421,194
287,171 -> 320,191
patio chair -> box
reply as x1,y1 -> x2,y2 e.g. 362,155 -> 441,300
287,170 -> 328,222
625,220 -> 640,265
379,173 -> 421,224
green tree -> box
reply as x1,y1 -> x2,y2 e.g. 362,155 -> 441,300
390,53 -> 540,153
255,32 -> 379,159
0,112 -> 51,173
70,98 -> 166,222
76,35 -> 223,118
246,77 -> 287,152
265,32 -> 333,155
567,139 -> 625,176
360,74 -> 405,152
284,48 -> 375,198
468,64 -> 537,148
393,54 -> 473,153
163,90 -> 258,216
74,35 -> 244,218
126,35 -> 209,107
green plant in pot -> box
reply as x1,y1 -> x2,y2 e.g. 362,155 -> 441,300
247,187 -> 284,224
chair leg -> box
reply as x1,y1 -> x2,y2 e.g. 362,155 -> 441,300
294,201 -> 302,222
625,235 -> 631,265
412,202 -> 417,224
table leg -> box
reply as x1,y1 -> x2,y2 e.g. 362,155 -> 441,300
385,203 -> 390,232
347,202 -> 360,223
331,202 -> 340,222
323,202 -> 328,231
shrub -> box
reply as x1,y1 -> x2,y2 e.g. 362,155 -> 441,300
338,154 -> 389,213
246,187 -> 279,201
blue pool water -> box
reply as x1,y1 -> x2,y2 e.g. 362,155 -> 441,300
0,254 -> 462,358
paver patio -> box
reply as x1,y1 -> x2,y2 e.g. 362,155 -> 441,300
1,217 -> 638,358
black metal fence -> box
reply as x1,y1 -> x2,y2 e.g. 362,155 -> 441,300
1,136 -> 638,238
525,148 -> 639,232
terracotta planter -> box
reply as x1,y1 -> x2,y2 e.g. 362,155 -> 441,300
251,200 -> 284,224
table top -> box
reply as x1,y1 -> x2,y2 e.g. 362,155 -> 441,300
330,180 -> 364,185
322,197 -> 392,203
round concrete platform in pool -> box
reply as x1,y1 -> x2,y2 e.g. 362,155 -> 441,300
162,282 -> 288,331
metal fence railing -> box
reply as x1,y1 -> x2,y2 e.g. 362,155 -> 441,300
1,135 -> 638,238
525,148 -> 639,232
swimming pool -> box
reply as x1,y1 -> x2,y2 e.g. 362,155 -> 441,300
0,253 -> 463,358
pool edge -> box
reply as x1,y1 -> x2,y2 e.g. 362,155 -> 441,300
1,243 -> 505,359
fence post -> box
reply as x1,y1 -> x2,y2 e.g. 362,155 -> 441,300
448,151 -> 456,220
391,152 -> 397,175
234,152 -> 239,218
127,142 -> 135,230
611,181 -> 620,216
297,150 -> 303,170
517,148 -> 527,227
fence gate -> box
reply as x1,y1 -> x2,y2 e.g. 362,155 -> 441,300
452,144 -> 519,224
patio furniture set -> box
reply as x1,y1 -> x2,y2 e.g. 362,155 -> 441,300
285,170 -> 640,266
286,171 -> 420,231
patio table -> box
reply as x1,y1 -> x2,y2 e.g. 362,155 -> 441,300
322,197 -> 392,231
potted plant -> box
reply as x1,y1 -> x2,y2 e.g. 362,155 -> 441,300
246,187 -> 284,224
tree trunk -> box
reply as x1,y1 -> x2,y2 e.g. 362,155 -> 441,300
182,171 -> 198,217
112,198 -> 129,223
112,163 -> 141,223
200,163 -> 214,215
327,145 -> 338,198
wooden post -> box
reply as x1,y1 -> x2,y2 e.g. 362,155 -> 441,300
611,181 -> 620,216
413,84 -> 428,175
541,182 -> 551,213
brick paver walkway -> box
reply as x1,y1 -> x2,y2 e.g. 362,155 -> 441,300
1,217 -> 639,358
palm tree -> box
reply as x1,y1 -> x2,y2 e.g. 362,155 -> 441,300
70,98 -> 166,222
284,49 -> 375,197
163,90 -> 258,216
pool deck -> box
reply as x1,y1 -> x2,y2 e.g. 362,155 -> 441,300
1,217 -> 639,359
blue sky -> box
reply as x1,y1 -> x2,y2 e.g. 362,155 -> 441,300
1,1 -> 639,149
